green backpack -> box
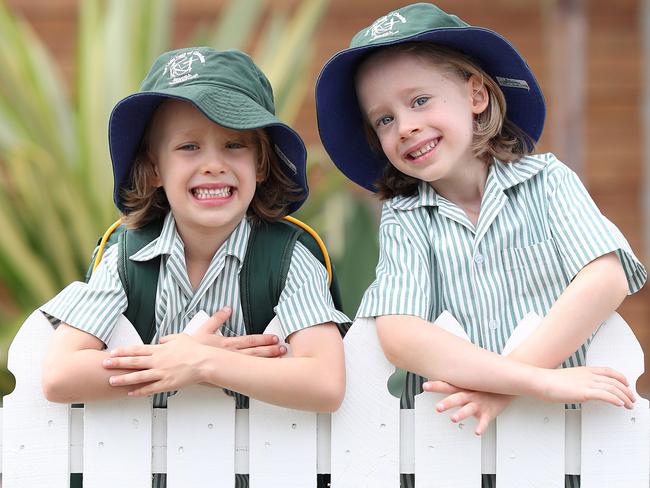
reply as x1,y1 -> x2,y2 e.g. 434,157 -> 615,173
86,215 -> 347,339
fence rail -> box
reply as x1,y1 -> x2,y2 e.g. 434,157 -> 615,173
1,310 -> 648,487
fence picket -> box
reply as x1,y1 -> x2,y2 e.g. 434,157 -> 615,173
498,313 -> 565,487
582,312 -> 649,487
2,310 -> 70,487
331,317 -> 400,487
83,315 -> 152,487
249,400 -> 317,487
415,311 -> 481,486
166,385 -> 235,487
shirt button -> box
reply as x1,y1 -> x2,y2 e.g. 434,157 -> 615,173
474,253 -> 485,265
488,319 -> 499,331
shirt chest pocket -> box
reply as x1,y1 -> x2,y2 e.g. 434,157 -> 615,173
501,238 -> 567,299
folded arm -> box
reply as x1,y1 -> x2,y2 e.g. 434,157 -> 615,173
104,316 -> 345,412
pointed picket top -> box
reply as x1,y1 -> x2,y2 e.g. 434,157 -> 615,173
582,312 -> 649,487
3,310 -> 71,488
331,317 -> 400,487
415,311 -> 480,487
498,312 -> 565,487
84,314 -> 152,487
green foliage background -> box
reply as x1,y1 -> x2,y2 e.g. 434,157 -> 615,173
0,0 -> 379,400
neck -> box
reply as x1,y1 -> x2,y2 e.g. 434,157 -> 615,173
430,156 -> 489,225
175,218 -> 244,289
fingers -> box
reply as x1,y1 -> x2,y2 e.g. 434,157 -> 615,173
423,380 -> 461,394
108,370 -> 157,387
197,306 -> 233,335
475,413 -> 491,436
588,367 -> 635,408
590,366 -> 629,386
435,391 -> 470,413
232,334 -> 280,351
109,345 -> 154,358
103,355 -> 152,370
240,344 -> 287,358
450,402 -> 478,424
590,380 -> 635,408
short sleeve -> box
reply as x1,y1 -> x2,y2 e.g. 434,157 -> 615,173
274,241 -> 351,339
356,203 -> 433,320
548,163 -> 647,294
39,244 -> 128,345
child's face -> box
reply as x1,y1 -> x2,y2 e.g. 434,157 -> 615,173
356,50 -> 488,188
149,99 -> 259,237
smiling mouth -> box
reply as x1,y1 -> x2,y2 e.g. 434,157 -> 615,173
192,187 -> 232,199
408,138 -> 440,159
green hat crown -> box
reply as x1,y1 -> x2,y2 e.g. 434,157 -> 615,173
351,3 -> 467,48
140,47 -> 276,114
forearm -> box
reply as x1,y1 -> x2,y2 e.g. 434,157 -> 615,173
43,347 -> 133,403
42,322 -> 140,403
508,252 -> 628,368
376,315 -> 541,397
200,348 -> 344,412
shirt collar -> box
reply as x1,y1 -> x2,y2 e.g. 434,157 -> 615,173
386,154 -> 550,211
129,212 -> 251,263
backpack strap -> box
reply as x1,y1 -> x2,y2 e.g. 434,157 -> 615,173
87,218 -> 163,344
240,217 -> 344,335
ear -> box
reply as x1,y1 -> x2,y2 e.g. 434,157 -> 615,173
150,158 -> 163,188
468,75 -> 489,115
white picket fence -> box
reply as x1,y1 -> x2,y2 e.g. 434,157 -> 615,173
0,309 -> 648,487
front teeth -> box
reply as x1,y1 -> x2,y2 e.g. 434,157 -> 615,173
409,139 -> 438,158
193,187 -> 232,199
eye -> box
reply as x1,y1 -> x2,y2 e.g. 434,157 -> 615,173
375,115 -> 394,128
178,143 -> 199,151
412,96 -> 429,108
225,141 -> 247,149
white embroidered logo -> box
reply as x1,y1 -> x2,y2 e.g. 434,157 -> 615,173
164,50 -> 206,85
365,11 -> 407,41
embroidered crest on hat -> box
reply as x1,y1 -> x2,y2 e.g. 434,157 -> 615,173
365,11 -> 407,41
164,50 -> 206,86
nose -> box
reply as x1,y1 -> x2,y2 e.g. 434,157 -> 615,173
398,115 -> 421,141
200,148 -> 227,175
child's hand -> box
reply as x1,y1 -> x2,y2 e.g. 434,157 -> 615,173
103,334 -> 212,396
182,307 -> 286,358
535,366 -> 636,407
423,380 -> 514,435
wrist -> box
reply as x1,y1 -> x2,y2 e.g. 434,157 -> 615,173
195,344 -> 222,384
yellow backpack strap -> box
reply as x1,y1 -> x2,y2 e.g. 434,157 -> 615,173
91,218 -> 124,274
283,215 -> 333,286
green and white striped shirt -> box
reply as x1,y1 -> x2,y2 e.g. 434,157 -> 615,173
42,211 -> 350,488
357,153 -> 646,488
359,152 -> 645,392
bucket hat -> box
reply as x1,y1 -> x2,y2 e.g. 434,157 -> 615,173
110,47 -> 308,212
316,3 -> 545,192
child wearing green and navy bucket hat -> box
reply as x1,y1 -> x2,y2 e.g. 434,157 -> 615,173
315,5 -> 646,488
316,2 -> 544,192
111,47 -> 308,215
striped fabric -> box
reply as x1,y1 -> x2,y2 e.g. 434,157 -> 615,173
357,153 -> 646,488
41,211 -> 350,488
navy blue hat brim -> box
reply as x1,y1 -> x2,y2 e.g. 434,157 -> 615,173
109,90 -> 308,214
316,27 -> 545,192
